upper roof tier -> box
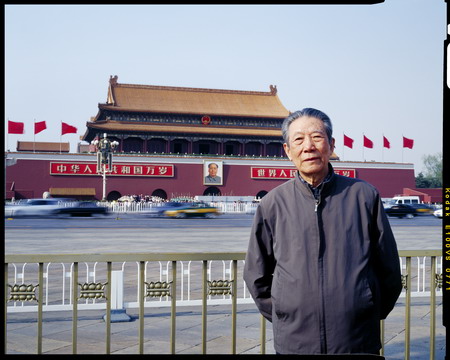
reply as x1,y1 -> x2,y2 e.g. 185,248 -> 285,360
98,75 -> 290,119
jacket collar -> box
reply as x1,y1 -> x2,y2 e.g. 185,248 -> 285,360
295,163 -> 335,200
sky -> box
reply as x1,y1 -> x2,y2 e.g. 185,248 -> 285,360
4,2 -> 446,175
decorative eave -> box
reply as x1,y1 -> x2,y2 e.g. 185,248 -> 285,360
106,75 -> 117,105
84,120 -> 283,138
96,104 -> 288,119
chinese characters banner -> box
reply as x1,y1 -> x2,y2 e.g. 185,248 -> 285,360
333,169 -> 356,178
50,162 -> 174,177
251,167 -> 356,179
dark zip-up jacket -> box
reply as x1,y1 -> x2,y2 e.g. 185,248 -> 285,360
243,167 -> 402,354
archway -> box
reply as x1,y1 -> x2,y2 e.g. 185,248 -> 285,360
107,191 -> 121,201
203,187 -> 221,196
255,190 -> 268,199
152,189 -> 168,200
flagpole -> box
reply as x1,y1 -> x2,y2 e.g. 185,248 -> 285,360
33,119 -> 36,153
402,134 -> 405,163
342,132 -> 345,161
60,121 -> 62,154
6,118 -> 9,152
362,133 -> 365,161
382,134 -> 384,162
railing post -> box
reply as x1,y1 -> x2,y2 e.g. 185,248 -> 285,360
105,262 -> 112,354
405,257 -> 411,360
111,270 -> 123,310
430,256 -> 436,360
260,315 -> 266,354
37,263 -> 43,354
171,261 -> 177,354
231,260 -> 237,354
202,260 -> 207,354
105,270 -> 131,323
380,319 -> 384,356
138,261 -> 145,354
4,263 -> 8,354
72,262 -> 78,355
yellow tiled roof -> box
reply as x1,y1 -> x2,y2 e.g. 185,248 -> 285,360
99,76 -> 290,118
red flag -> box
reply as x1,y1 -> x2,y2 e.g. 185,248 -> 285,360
34,121 -> 47,135
363,135 -> 373,149
61,122 -> 77,135
383,136 -> 390,149
403,136 -> 414,149
343,134 -> 354,148
8,120 -> 24,134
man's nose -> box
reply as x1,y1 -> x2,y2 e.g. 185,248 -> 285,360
303,136 -> 316,150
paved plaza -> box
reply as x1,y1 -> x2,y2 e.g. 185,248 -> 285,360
5,298 -> 445,357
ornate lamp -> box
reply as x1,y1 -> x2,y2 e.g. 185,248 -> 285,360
91,133 -> 119,201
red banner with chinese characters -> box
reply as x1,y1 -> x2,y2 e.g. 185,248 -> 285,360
333,169 -> 356,178
251,167 -> 355,179
50,162 -> 174,177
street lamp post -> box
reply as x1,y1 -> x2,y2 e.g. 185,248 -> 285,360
91,133 -> 119,201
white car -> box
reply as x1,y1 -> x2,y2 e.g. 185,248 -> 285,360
5,198 -> 72,217
433,208 -> 442,218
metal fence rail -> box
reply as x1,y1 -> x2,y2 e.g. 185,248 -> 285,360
5,200 -> 260,215
106,201 -> 259,214
5,250 -> 443,357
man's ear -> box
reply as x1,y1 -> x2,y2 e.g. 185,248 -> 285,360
283,143 -> 292,161
330,137 -> 335,153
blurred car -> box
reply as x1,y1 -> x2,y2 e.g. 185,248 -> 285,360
4,198 -> 72,217
163,202 -> 220,218
56,201 -> 109,217
139,202 -> 188,217
433,208 -> 442,218
384,204 -> 417,219
410,204 -> 434,215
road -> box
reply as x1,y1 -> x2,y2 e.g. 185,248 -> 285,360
4,213 -> 443,255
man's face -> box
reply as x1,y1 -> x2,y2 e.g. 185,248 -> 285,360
208,164 -> 218,177
283,116 -> 335,179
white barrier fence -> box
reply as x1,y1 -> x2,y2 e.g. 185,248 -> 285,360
6,255 -> 443,314
106,201 -> 259,214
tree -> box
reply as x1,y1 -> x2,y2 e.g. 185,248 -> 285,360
415,152 -> 442,188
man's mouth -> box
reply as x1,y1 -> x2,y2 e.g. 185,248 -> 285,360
304,157 -> 319,162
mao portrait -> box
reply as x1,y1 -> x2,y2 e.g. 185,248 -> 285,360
203,161 -> 223,185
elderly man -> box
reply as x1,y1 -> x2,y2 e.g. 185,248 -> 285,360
243,108 -> 402,355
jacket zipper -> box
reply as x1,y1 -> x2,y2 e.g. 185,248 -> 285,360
313,191 -> 327,353
300,179 -> 328,351
315,198 -> 320,212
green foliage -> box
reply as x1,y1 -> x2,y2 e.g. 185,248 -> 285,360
415,152 -> 442,188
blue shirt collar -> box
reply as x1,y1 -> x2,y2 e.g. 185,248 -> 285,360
298,164 -> 333,200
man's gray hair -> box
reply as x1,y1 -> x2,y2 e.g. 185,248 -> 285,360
281,108 -> 333,145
